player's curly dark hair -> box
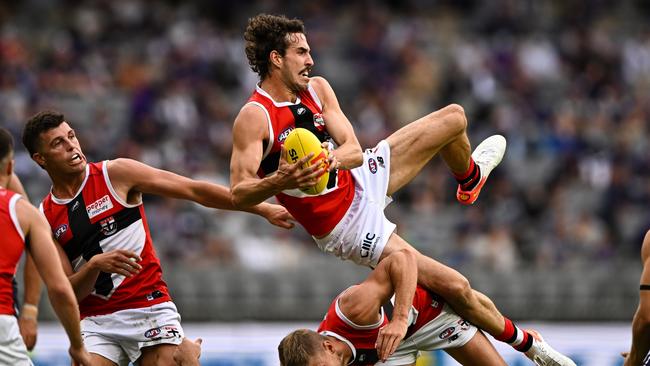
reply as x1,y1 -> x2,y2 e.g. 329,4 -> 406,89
244,14 -> 305,80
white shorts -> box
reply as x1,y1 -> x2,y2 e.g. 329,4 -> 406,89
80,301 -> 183,365
0,315 -> 33,366
377,304 -> 478,366
313,140 -> 396,267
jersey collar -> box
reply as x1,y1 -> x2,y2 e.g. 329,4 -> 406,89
255,83 -> 302,107
50,164 -> 90,204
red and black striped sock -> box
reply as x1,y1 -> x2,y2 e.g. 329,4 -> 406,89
495,318 -> 534,352
453,158 -> 482,191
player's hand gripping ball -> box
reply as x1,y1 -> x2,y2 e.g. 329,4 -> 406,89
284,128 -> 330,195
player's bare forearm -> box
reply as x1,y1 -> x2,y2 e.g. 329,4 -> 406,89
20,254 -> 42,350
628,305 -> 650,365
332,142 -> 363,170
23,254 -> 42,307
385,249 -> 418,323
46,285 -> 84,349
67,249 -> 143,301
372,248 -> 417,362
231,176 -> 283,208
628,233 -> 650,365
188,180 -> 239,210
67,264 -> 102,301
22,203 -> 84,349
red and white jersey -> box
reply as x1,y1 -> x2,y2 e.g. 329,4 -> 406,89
248,83 -> 355,236
40,161 -> 171,319
317,285 -> 445,365
0,189 -> 24,316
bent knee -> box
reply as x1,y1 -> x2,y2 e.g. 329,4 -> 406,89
433,103 -> 467,135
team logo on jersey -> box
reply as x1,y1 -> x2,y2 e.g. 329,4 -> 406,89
86,195 -> 113,219
439,326 -> 456,340
71,200 -> 80,212
297,107 -> 307,115
278,127 -> 295,143
313,113 -> 325,131
368,158 -> 378,174
54,224 -> 68,240
100,216 -> 116,236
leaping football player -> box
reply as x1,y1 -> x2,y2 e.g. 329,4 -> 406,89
230,13 -> 575,365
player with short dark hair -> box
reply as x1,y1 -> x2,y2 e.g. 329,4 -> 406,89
0,127 -> 92,365
231,13 -> 574,365
22,111 -> 294,366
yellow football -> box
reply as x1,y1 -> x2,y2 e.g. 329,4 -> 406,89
283,128 -> 330,195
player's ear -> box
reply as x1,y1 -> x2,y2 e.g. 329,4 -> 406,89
5,159 -> 14,176
270,50 -> 283,68
32,152 -> 46,169
323,339 -> 336,354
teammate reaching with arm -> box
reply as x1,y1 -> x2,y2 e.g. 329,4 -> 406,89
21,111 -> 293,366
0,128 -> 91,365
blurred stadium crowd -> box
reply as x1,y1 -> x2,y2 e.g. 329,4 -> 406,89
1,0 -> 649,280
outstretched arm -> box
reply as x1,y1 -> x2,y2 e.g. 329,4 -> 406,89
17,199 -> 92,365
625,230 -> 650,366
8,173 -> 42,351
338,246 -> 418,362
107,158 -> 295,229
